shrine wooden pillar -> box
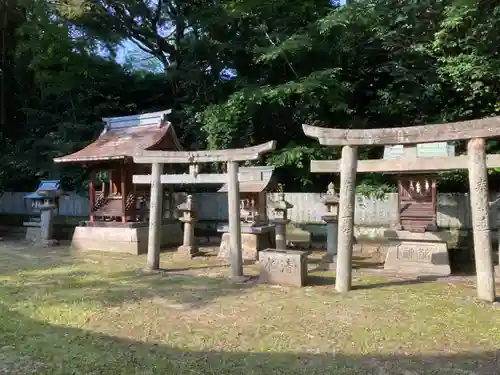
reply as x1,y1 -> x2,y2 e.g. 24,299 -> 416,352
89,169 -> 96,223
120,163 -> 127,223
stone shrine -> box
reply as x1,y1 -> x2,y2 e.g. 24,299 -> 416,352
217,166 -> 276,261
23,180 -> 64,246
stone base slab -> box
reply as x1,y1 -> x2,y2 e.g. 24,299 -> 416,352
71,222 -> 182,255
218,230 -> 275,261
384,239 -> 451,276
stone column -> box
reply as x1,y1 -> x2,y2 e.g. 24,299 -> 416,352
147,162 -> 163,271
176,195 -> 199,259
322,215 -> 338,262
273,219 -> 288,249
336,145 -> 358,293
467,138 -> 496,302
227,161 -> 243,278
39,201 -> 58,246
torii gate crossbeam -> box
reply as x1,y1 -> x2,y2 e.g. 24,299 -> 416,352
133,141 -> 276,278
303,117 -> 500,302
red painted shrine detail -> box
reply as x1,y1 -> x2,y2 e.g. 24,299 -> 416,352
54,109 -> 182,224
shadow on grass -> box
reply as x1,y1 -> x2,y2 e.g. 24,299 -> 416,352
309,254 -> 384,271
0,240 -> 74,274
307,274 -> 440,289
0,267 -> 255,310
0,304 -> 497,375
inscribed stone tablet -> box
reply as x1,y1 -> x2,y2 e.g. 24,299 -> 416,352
384,240 -> 451,276
259,249 -> 309,287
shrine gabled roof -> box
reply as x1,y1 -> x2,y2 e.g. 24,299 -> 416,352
53,109 -> 183,163
218,166 -> 275,193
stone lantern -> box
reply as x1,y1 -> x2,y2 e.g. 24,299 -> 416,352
322,183 -> 339,262
175,195 -> 199,259
23,180 -> 63,246
269,192 -> 293,249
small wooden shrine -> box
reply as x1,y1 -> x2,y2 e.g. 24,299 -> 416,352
383,142 -> 455,232
217,166 -> 276,260
53,109 -> 184,254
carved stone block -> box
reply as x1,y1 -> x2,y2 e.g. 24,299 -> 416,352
259,249 -> 309,287
384,240 -> 451,276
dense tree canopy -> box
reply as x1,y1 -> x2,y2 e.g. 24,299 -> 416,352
1,0 -> 500,193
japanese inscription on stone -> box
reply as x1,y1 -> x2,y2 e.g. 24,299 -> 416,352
396,243 -> 433,262
263,255 -> 298,274
259,249 -> 308,287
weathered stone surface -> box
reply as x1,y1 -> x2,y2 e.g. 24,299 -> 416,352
302,117 -> 500,146
384,240 -> 451,276
322,215 -> 338,261
175,245 -> 199,259
218,231 -> 275,261
468,138 -> 496,302
270,219 -> 288,249
71,222 -> 182,255
259,249 -> 309,287
335,145 -> 357,293
286,223 -> 311,248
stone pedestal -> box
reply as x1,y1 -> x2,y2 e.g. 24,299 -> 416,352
270,219 -> 289,250
39,204 -> 58,246
259,249 -> 309,287
71,220 -> 182,255
322,214 -> 338,262
383,231 -> 451,276
218,224 -> 275,261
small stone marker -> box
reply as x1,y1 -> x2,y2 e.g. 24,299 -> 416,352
39,202 -> 59,247
384,240 -> 451,276
259,249 -> 309,287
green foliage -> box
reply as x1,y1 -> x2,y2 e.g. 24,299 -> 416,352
3,0 -> 500,195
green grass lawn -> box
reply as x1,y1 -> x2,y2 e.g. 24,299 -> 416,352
0,240 -> 498,374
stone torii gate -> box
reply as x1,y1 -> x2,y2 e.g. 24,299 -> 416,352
133,141 -> 276,278
303,117 -> 500,302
